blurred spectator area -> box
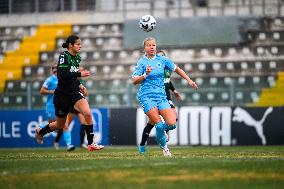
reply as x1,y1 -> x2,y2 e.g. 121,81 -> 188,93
0,0 -> 284,109
0,0 -> 282,18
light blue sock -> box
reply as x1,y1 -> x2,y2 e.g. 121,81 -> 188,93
63,130 -> 72,146
155,122 -> 166,149
165,124 -> 176,132
39,123 -> 46,128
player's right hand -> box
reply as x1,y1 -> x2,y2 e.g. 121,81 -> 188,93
146,65 -> 153,75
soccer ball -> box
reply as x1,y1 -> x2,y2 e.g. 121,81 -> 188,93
139,15 -> 156,32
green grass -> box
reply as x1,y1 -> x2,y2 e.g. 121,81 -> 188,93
0,146 -> 284,189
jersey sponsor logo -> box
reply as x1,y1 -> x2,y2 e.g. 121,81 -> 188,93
70,66 -> 79,73
164,78 -> 170,83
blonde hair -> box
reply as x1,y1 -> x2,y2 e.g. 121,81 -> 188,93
51,63 -> 57,74
143,37 -> 156,47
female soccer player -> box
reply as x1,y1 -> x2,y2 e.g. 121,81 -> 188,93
40,63 -> 75,151
36,35 -> 103,151
138,50 -> 181,155
132,38 -> 198,156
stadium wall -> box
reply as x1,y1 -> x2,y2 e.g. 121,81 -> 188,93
0,106 -> 283,147
0,12 -> 123,27
123,16 -> 263,49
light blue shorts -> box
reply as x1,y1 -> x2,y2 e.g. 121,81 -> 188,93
138,95 -> 171,113
46,108 -> 56,121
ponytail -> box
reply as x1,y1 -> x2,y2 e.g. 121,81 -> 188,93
62,35 -> 80,49
62,42 -> 68,48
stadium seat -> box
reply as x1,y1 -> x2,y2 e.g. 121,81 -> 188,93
259,32 -> 266,40
208,77 -> 217,86
111,24 -> 120,35
105,51 -> 114,60
255,61 -> 262,70
92,52 -> 101,60
198,63 -> 206,71
241,47 -> 251,56
271,46 -> 278,55
183,63 -> 192,71
98,25 -> 106,34
214,48 -> 222,57
269,61 -> 277,69
240,62 -> 248,70
132,50 -> 141,59
102,65 -> 111,74
32,95 -> 45,108
212,62 -> 221,72
96,38 -> 104,46
226,62 -> 234,71
273,32 -> 280,40
119,51 -> 128,59
2,13 -> 284,108
89,66 -> 97,74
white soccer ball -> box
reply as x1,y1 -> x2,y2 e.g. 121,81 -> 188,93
139,15 -> 156,32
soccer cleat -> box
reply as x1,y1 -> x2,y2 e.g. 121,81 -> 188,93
138,145 -> 146,155
67,145 -> 76,152
87,143 -> 104,151
163,147 -> 172,157
35,127 -> 43,144
54,142 -> 59,150
80,144 -> 88,149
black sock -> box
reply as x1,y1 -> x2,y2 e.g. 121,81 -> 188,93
54,129 -> 63,143
140,123 -> 154,146
39,124 -> 52,137
83,124 -> 94,145
80,125 -> 86,145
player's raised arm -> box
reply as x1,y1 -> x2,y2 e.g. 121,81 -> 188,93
175,66 -> 198,89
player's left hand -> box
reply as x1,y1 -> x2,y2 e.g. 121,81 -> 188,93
189,80 -> 198,90
173,90 -> 182,101
79,85 -> 88,96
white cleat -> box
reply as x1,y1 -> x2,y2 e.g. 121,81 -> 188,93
88,143 -> 104,151
163,147 -> 172,157
67,145 -> 76,152
80,143 -> 88,149
54,142 -> 59,150
35,127 -> 43,144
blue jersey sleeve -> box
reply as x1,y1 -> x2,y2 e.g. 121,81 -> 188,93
163,56 -> 176,72
42,77 -> 52,89
132,59 -> 145,78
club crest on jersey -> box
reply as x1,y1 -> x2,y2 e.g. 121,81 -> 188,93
157,62 -> 162,68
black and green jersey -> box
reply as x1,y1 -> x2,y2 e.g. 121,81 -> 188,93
164,68 -> 175,100
56,51 -> 81,95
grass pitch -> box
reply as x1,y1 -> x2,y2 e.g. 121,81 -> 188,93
0,146 -> 283,189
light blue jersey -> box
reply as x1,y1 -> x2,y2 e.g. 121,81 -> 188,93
132,54 -> 176,113
42,74 -> 58,119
